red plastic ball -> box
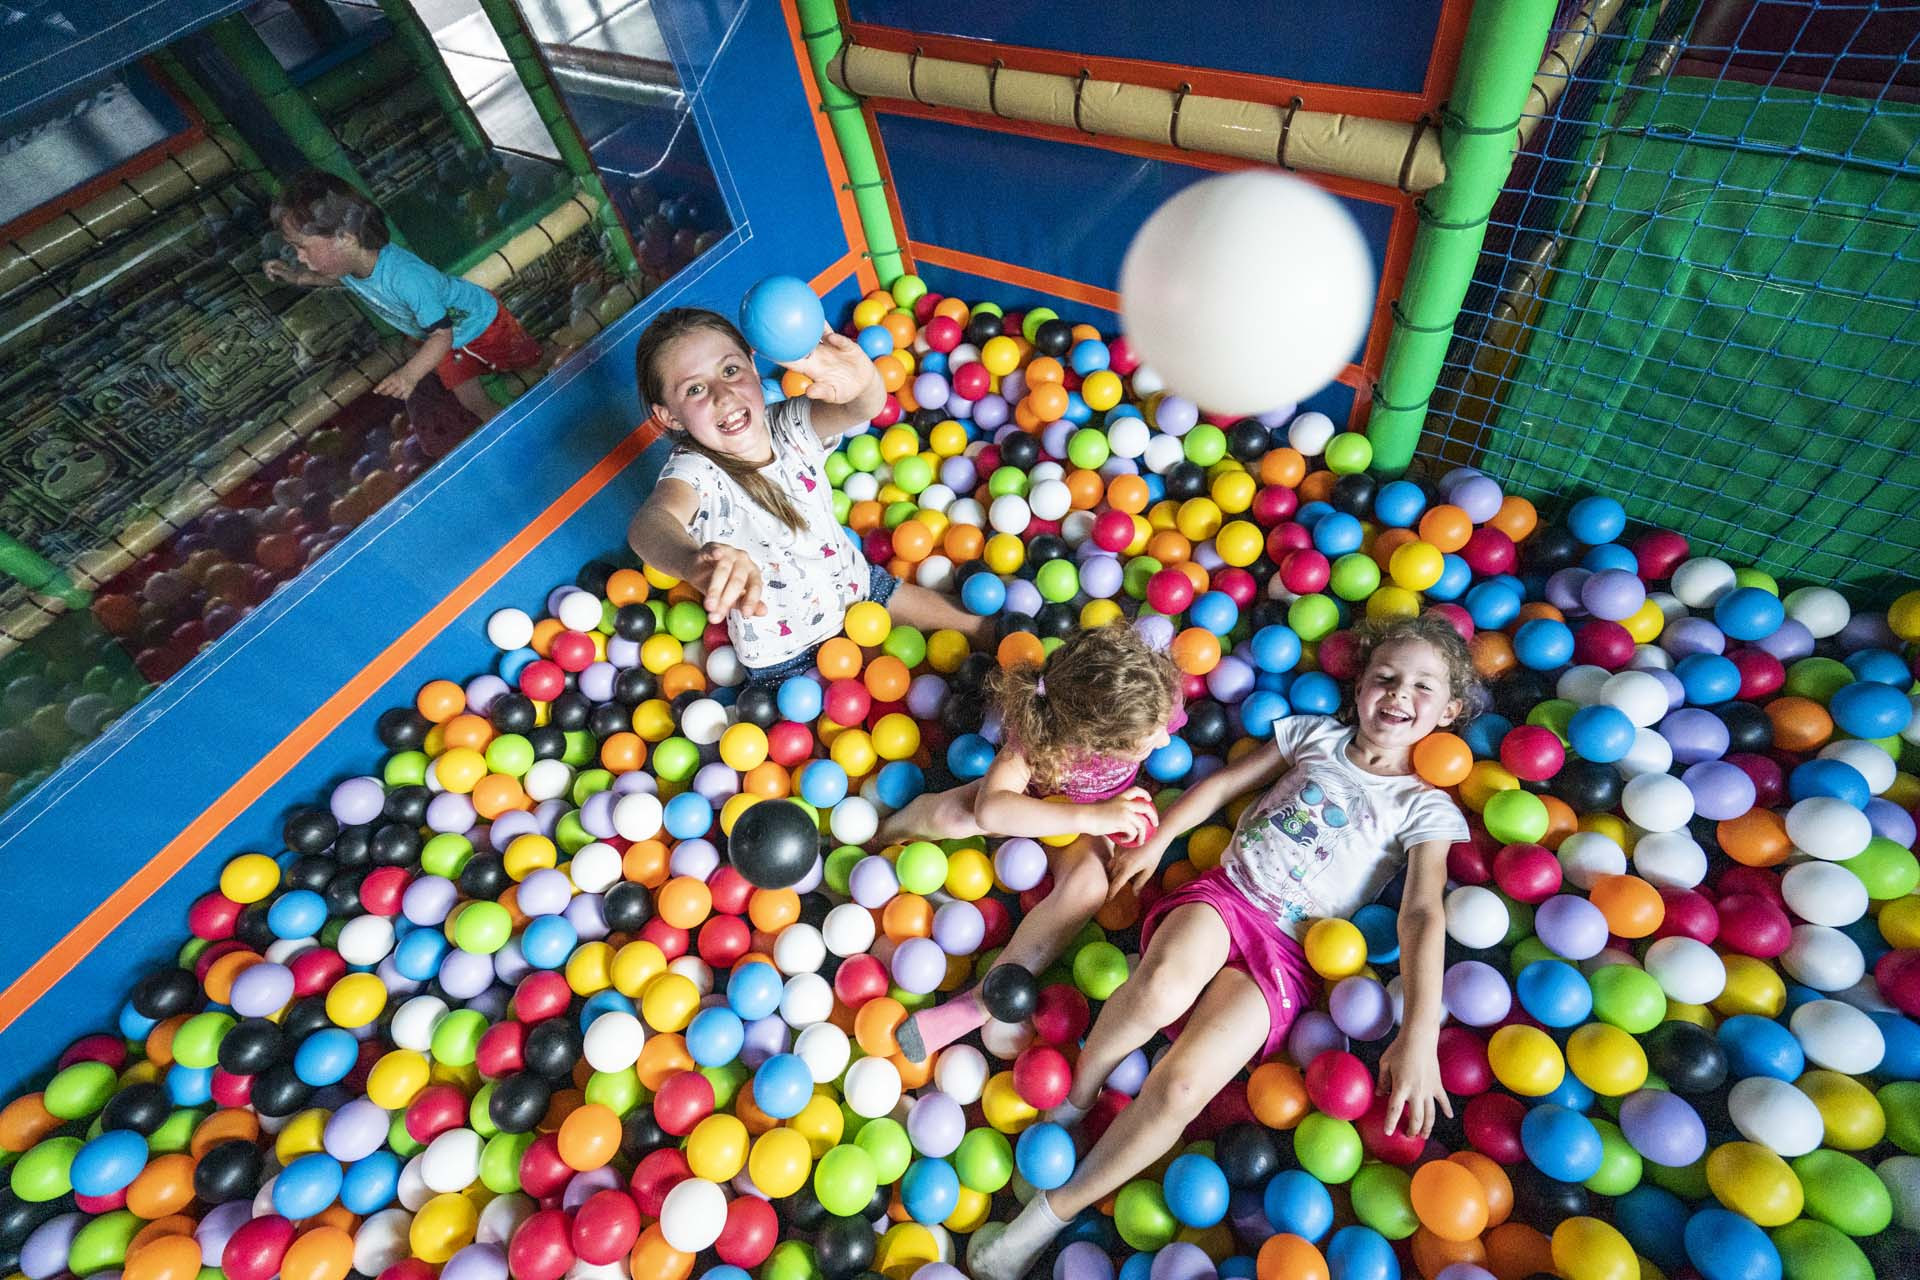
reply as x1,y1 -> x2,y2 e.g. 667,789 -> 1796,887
1462,1092 -> 1527,1164
630,1148 -> 693,1217
863,529 -> 894,565
1251,486 -> 1299,526
1213,568 -> 1258,608
1727,753 -> 1785,808
639,918 -> 690,960
975,897 -> 1014,952
1730,648 -> 1785,699
1498,727 -> 1566,782
1012,1045 -> 1073,1109
833,953 -> 891,1008
73,1188 -> 129,1215
1715,893 -> 1791,958
925,316 -> 963,353
1279,549 -> 1330,595
476,1020 -> 528,1078
1429,604 -> 1474,642
1653,888 -> 1720,944
57,1035 -> 126,1071
572,1190 -> 643,1265
405,1084 -> 470,1144
1146,569 -> 1195,616
1304,1049 -> 1373,1121
1266,521 -> 1312,557
1031,984 -> 1091,1046
765,721 -> 814,767
1572,620 -> 1635,669
653,1070 -> 717,1136
508,1208 -> 576,1280
519,1133 -> 575,1198
1357,1092 -> 1429,1162
697,915 -> 751,969
707,867 -> 754,916
519,659 -> 566,701
549,630 -> 597,673
1460,527 -> 1517,576
953,362 -> 991,401
872,396 -> 902,428
1093,509 -> 1135,553
1874,949 -> 1920,1018
1317,630 -> 1362,681
514,971 -> 573,1024
1492,842 -> 1562,902
188,891 -> 243,941
210,1068 -> 253,1109
223,1215 -> 295,1280
1436,1027 -> 1493,1095
1447,830 -> 1498,886
716,1193 -> 779,1268
1108,336 -> 1140,375
379,1261 -> 436,1280
824,680 -> 872,727
358,866 -> 411,916
1718,865 -> 1784,906
288,947 -> 347,998
1634,529 -> 1690,580
974,445 -> 1002,476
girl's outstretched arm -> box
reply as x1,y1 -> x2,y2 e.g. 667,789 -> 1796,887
970,747 -> 1155,843
779,329 -> 887,439
1376,838 -> 1454,1138
626,479 -> 765,620
1107,737 -> 1287,896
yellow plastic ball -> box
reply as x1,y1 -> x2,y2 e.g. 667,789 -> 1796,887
504,833 -> 557,880
1124,515 -> 1153,557
1210,473 -> 1257,515
1550,1218 -> 1637,1280
720,793 -> 761,836
748,1127 -> 812,1197
612,941 -> 667,997
1460,760 -> 1522,811
410,1194 -> 478,1264
687,1114 -> 749,1181
433,747 -> 487,794
1580,812 -> 1632,847
633,699 -> 677,741
790,1094 -> 845,1157
1713,954 -> 1786,1018
1081,370 -> 1123,412
565,942 -> 614,996
981,1071 -> 1038,1134
844,601 -> 892,647
926,629 -> 972,672
325,973 -> 388,1029
981,336 -> 1021,376
874,1224 -> 940,1279
1365,586 -> 1422,624
1881,895 -> 1920,948
1080,599 -> 1124,630
273,1109 -> 328,1163
642,564 -> 680,591
945,1184 -> 993,1234
852,297 -> 891,331
880,426 -> 919,463
944,847 -> 994,901
1704,1141 -> 1802,1226
1566,1023 -> 1647,1096
367,1050 -> 430,1109
832,729 -> 878,778
1175,498 -> 1223,542
1388,541 -> 1445,591
640,634 -> 684,674
1215,520 -> 1264,567
1664,1002 -> 1715,1030
720,723 -> 770,771
1303,918 -> 1367,980
1187,825 -> 1232,871
1487,1024 -> 1566,1096
1796,1069 -> 1885,1150
872,713 -> 921,762
219,853 -> 281,904
930,421 -> 969,457
984,534 -> 1026,574
641,972 -> 700,1032
1622,598 -> 1666,643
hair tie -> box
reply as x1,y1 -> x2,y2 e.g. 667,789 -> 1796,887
1035,677 -> 1047,696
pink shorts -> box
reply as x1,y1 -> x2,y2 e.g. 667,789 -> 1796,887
1142,867 -> 1319,1060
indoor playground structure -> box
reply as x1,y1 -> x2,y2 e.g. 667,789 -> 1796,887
3,3 -> 1920,1280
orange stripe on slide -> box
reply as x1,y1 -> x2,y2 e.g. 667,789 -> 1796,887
778,0 -> 878,293
0,422 -> 663,1034
810,248 -> 863,296
909,242 -> 1121,313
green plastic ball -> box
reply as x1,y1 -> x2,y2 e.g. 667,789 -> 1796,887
824,845 -> 865,895
1771,1219 -> 1874,1280
988,466 -> 1030,499
855,1117 -> 913,1184
1114,1179 -> 1178,1251
1325,432 -> 1374,475
1293,1112 -> 1363,1184
454,901 -> 513,954
896,842 -> 949,895
1784,657 -> 1852,702
572,768 -> 614,804
666,601 -> 707,642
825,452 -> 852,486
422,834 -> 474,878
892,455 -> 934,495
1123,556 -> 1164,600
1589,965 -> 1667,1034
69,1209 -> 140,1275
481,1132 -> 534,1192
1068,428 -> 1111,470
485,734 -> 534,777
43,1061 -> 117,1120
882,625 -> 927,669
169,1012 -> 234,1071
813,1143 -> 878,1216
9,1135 -> 81,1202
1525,699 -> 1577,741
1182,425 -> 1227,468
953,1128 -> 1013,1193
1791,1149 -> 1891,1236
1583,1118 -> 1642,1196
761,1240 -> 820,1280
1843,837 -> 1919,900
1072,941 -> 1130,1000
1483,789 -> 1549,844
384,751 -> 429,787
652,737 -> 700,782
890,275 -> 928,308
845,435 -> 882,473
1329,553 -> 1381,602
1507,935 -> 1555,977
832,491 -> 852,524
1734,567 -> 1778,592
1349,1162 -> 1417,1238
431,1009 -> 487,1065
1035,560 -> 1080,604
1021,307 -> 1059,343
1288,593 -> 1341,642
703,1062 -> 748,1112
883,501 -> 919,530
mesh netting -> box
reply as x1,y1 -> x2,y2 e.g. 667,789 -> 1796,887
1421,0 -> 1920,593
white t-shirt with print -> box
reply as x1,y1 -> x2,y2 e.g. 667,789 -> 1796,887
658,397 -> 870,668
1222,714 -> 1468,939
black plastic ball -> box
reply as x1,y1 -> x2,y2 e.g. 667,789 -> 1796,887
281,996 -> 334,1041
1550,759 -> 1622,813
940,693 -> 986,736
218,1018 -> 288,1075
490,1073 -> 553,1133
234,903 -> 277,950
1000,432 -> 1041,471
524,1020 -> 584,1080
284,807 -> 338,854
460,852 -> 512,900
588,703 -> 630,740
1033,319 -> 1074,358
1035,602 -> 1078,640
331,824 -> 373,868
1164,462 -> 1207,501
132,967 -> 201,1020
727,799 -> 821,889
614,604 -> 656,642
954,653 -> 996,691
575,561 -> 615,596
621,1106 -> 670,1159
1494,670 -> 1556,722
286,854 -> 335,892
613,667 -> 659,706
1214,1125 -> 1280,1188
1183,701 -> 1229,750
734,684 -> 781,728
964,314 -> 1002,347
376,707 -> 430,750
100,1082 -> 170,1135
815,1216 -> 876,1279
1227,419 -> 1272,461
0,1190 -> 64,1252
1026,534 -> 1069,567
371,822 -> 420,867
603,882 -> 655,932
1511,1168 -> 1587,1228
1522,525 -> 1582,574
1329,473 -> 1378,517
995,612 -> 1037,642
193,1139 -> 265,1202
383,785 -> 431,826
981,964 -> 1039,1023
1643,1020 -> 1727,1095
250,1063 -> 312,1117
527,725 -> 567,761
324,870 -> 367,918
550,692 -> 592,732
491,694 -> 538,733
1716,701 -> 1772,753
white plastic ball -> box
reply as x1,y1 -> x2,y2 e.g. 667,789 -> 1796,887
1443,886 -> 1509,950
1142,434 -> 1186,474
524,758 -> 573,802
1599,670 -> 1669,728
1029,480 -> 1072,521
1642,936 -> 1725,1005
794,1022 -> 851,1084
1628,645 -> 1672,672
1060,511 -> 1097,546
779,972 -> 833,1028
706,646 -> 745,688
773,922 -> 827,976
1789,998 -> 1884,1074
1786,795 -> 1872,861
843,1056 -> 904,1118
1615,728 -> 1674,779
1287,411 -> 1337,457
1621,772 -> 1694,832
668,956 -> 714,994
337,915 -> 396,966
988,495 -> 1032,536
568,843 -> 623,894
396,1156 -> 432,1210
584,1011 -> 646,1072
1556,831 -> 1628,890
613,792 -> 664,841
915,555 -> 955,593
389,995 -> 449,1051
659,1179 -> 728,1253
555,589 -> 603,633
951,343 -> 981,366
947,498 -> 985,529
822,902 -> 877,957
843,472 -> 880,503
1782,924 -> 1865,991
1556,665 -> 1610,705
829,796 -> 879,845
1728,1077 -> 1825,1156
918,483 -> 957,513
478,1192 -> 535,1245
1131,365 -> 1166,396
981,1017 -> 1036,1060
1784,586 -> 1850,638
487,608 -> 535,650
1117,170 -> 1374,411
934,1044 -> 989,1104
354,1209 -> 414,1276
1648,592 -> 1688,623
421,1128 -> 483,1193
680,698 -> 727,745
1107,417 -> 1151,459
1818,739 -> 1896,796
1781,861 -> 1869,927
1631,831 -> 1707,889
1670,558 -> 1737,609
1029,462 -> 1065,484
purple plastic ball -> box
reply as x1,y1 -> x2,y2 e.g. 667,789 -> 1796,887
1054,1240 -> 1117,1280
907,675 -> 949,720
578,662 -> 617,703
994,838 -> 1048,892
908,1092 -> 966,1158
693,762 -> 741,804
1618,1089 -> 1706,1166
1545,568 -> 1592,614
932,901 -> 986,955
229,962 -> 295,1018
1450,475 -> 1504,524
1205,655 -> 1256,704
973,394 -> 1010,431
1441,960 -> 1512,1027
850,855 -> 900,908
1535,894 -> 1610,960
1328,975 -> 1396,1040
1660,707 -> 1730,764
1661,616 -> 1726,658
1005,579 -> 1044,617
440,1245 -> 508,1280
1581,569 -> 1647,622
427,791 -> 477,835
465,673 -> 510,714
330,776 -> 385,826
670,837 -> 721,879
891,937 -> 946,993
1105,1048 -> 1150,1095
440,949 -> 494,999
940,457 -> 977,491
1081,555 -> 1125,600
913,372 -> 949,410
740,1013 -> 790,1066
1286,1010 -> 1349,1067
518,867 -> 573,916
1042,421 -> 1074,459
1135,613 -> 1176,651
1682,760 -> 1757,821
1148,1242 -> 1216,1280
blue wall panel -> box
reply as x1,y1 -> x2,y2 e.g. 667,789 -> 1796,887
0,1 -> 250,122
880,113 -> 1395,373
845,1 -> 1444,94
0,0 -> 866,1096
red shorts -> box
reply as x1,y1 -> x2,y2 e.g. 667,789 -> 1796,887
437,302 -> 540,389
1142,867 -> 1319,1060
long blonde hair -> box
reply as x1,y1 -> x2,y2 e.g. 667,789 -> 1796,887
993,624 -> 1180,791
636,308 -> 806,532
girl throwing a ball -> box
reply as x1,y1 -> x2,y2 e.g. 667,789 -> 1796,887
970,612 -> 1480,1280
628,309 -> 988,682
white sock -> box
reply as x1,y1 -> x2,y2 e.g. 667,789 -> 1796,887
967,1193 -> 1067,1280
1044,1097 -> 1090,1129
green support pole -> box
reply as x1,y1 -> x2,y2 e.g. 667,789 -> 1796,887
472,0 -> 641,276
795,0 -> 906,288
1366,0 -> 1560,475
207,14 -> 376,198
0,534 -> 89,609
307,38 -> 412,116
374,0 -> 491,156
149,48 -> 276,190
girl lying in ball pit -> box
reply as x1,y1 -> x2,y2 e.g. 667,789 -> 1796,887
627,308 -> 991,683
875,623 -> 1184,1062
969,611 -> 1483,1280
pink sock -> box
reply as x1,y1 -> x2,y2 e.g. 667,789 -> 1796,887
896,990 -> 988,1062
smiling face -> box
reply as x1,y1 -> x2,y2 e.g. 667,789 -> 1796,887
651,328 -> 770,463
1354,637 -> 1463,752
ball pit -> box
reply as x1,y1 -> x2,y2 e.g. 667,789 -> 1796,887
5,278 -> 1920,1280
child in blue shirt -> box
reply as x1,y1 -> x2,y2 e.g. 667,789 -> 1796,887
265,171 -> 541,424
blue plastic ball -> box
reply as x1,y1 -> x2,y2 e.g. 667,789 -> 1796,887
1829,678 -> 1911,738
1787,758 -> 1870,808
961,572 -> 1008,616
1239,691 -> 1290,740
1683,1207 -> 1781,1280
1372,481 -> 1427,528
1513,618 -> 1576,670
1519,1104 -> 1603,1182
901,1156 -> 962,1222
778,676 -> 823,723
341,1150 -> 401,1214
1567,704 -> 1636,763
947,733 -> 995,780
166,1064 -> 213,1106
740,275 -> 827,363
1145,736 -> 1194,783
1163,1153 -> 1230,1229
800,761 -> 849,809
1870,1010 -> 1920,1080
1325,1226 -> 1399,1280
1426,554 -> 1472,601
394,927 -> 449,982
1118,1253 -> 1154,1280
1261,1169 -> 1333,1241
875,761 -> 924,810
1568,496 -> 1626,544
1516,959 -> 1595,1028
751,1053 -> 813,1119
578,991 -> 635,1030
1190,591 -> 1239,636
1717,1014 -> 1805,1081
1353,903 -> 1400,964
1537,1070 -> 1595,1114
70,1129 -> 148,1197
1289,672 -> 1341,714
1312,512 -> 1364,556
268,889 -> 328,939
521,914 -> 578,969
1461,712 -> 1512,761
273,1152 -> 345,1219
294,1027 -> 359,1086
728,962 -> 783,1021
1674,653 -> 1742,705
1014,1122 -> 1078,1191
856,325 -> 894,358
1844,648 -> 1909,686
664,791 -> 713,840
1070,340 -> 1111,375
685,1007 -> 746,1067
1582,543 -> 1639,573
1465,581 -> 1523,631
1614,1184 -> 1690,1272
1295,501 -> 1334,529
1714,587 -> 1785,641
1251,625 -> 1302,673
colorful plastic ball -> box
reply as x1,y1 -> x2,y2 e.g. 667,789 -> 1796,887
739,276 -> 826,363
1684,1208 -> 1782,1280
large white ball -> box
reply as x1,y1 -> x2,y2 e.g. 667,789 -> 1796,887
1728,1077 -> 1824,1156
1119,170 -> 1374,414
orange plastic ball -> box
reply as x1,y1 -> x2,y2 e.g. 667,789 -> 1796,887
1107,474 -> 1150,514
1589,874 -> 1664,938
1488,496 -> 1538,543
817,638 -> 864,681
1765,696 -> 1833,751
1171,628 -> 1222,676
657,877 -> 714,929
1410,1158 -> 1490,1242
1260,448 -> 1307,488
1246,1062 -> 1310,1129
1413,733 -> 1473,787
416,679 -> 465,723
998,631 -> 1045,670
1719,808 -> 1792,867
1418,505 -> 1474,553
557,1102 -> 622,1170
1256,1235 -> 1328,1280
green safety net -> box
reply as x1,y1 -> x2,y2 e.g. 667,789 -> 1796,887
1479,75 -> 1920,593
